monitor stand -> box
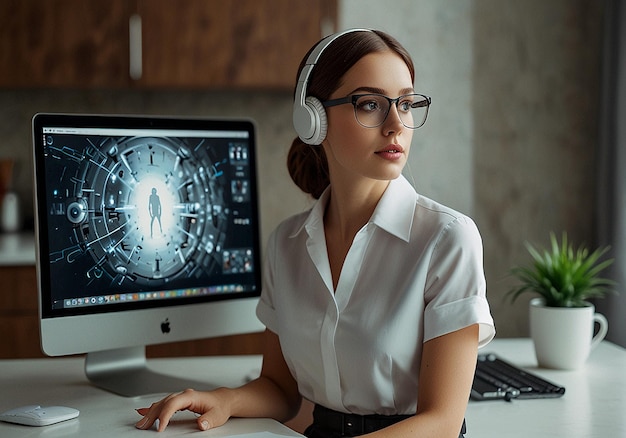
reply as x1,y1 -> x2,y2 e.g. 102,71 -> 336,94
85,346 -> 217,397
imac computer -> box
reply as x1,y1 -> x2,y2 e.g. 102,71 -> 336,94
32,113 -> 264,397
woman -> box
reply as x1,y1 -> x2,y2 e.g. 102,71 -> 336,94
135,29 -> 495,438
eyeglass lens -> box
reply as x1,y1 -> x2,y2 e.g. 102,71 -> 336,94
354,94 -> 429,129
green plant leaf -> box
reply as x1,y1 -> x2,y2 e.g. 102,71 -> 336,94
506,232 -> 617,307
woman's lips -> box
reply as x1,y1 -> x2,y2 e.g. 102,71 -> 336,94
375,144 -> 404,160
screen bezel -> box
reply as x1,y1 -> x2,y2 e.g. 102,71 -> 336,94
32,113 -> 262,322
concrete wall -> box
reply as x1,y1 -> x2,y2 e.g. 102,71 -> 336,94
472,0 -> 604,336
0,0 -> 606,337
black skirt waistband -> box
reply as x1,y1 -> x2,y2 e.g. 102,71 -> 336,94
308,404 -> 466,438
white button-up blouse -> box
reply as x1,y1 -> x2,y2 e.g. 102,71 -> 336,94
256,175 -> 495,416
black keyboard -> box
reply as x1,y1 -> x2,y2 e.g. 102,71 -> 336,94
471,353 -> 566,401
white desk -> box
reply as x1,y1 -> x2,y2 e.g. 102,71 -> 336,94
0,355 -> 291,438
467,338 -> 626,437
0,338 -> 624,437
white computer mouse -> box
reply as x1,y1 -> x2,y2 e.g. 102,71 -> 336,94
0,405 -> 79,427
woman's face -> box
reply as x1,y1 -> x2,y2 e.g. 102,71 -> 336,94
322,50 -> 415,185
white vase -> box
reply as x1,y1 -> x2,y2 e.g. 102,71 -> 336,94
529,297 -> 608,370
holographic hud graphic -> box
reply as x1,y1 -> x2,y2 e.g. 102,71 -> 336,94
42,133 -> 255,301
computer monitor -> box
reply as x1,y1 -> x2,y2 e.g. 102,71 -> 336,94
32,113 -> 264,397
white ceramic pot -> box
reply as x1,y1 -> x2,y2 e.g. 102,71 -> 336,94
529,297 -> 608,370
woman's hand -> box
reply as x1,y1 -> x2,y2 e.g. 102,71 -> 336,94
134,330 -> 301,432
135,387 -> 234,432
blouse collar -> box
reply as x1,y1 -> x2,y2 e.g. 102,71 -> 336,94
291,175 -> 416,243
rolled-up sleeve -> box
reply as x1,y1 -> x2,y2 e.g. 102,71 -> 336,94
423,216 -> 495,347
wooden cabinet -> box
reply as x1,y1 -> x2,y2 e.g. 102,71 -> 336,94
0,266 -> 42,358
0,265 -> 264,358
0,0 -> 336,89
0,0 -> 133,88
137,0 -> 325,88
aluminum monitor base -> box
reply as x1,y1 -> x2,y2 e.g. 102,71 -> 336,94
85,346 -> 217,397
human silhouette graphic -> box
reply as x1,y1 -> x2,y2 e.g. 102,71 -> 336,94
149,188 -> 162,237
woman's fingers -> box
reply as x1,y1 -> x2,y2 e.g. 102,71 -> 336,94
134,390 -> 191,431
135,389 -> 215,432
196,403 -> 230,431
135,407 -> 150,416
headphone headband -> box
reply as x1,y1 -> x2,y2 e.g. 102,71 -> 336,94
293,28 -> 372,145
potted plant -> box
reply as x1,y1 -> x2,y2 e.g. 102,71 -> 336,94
508,232 -> 616,369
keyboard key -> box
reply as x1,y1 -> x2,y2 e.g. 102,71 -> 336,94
471,354 -> 565,401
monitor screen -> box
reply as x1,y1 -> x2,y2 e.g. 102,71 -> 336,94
32,113 -> 264,396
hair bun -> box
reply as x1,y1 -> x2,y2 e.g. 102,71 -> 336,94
286,138 -> 329,199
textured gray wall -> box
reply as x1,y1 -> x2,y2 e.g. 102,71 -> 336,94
472,1 -> 604,337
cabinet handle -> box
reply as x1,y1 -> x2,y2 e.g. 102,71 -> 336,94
129,14 -> 142,80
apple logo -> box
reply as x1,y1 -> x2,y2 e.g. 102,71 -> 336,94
160,318 -> 171,334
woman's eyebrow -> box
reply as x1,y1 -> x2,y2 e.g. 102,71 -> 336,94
346,86 -> 416,96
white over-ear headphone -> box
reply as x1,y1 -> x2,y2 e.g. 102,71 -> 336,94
292,28 -> 372,145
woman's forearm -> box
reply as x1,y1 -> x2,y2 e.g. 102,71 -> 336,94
220,374 -> 302,423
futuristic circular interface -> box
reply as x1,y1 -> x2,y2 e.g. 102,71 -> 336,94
65,136 -> 229,287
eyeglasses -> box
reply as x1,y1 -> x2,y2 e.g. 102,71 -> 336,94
322,93 -> 432,129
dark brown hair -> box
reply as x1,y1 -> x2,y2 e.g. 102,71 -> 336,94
287,30 -> 415,199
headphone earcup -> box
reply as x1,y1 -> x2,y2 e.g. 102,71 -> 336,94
305,97 -> 327,145
292,29 -> 371,145
293,96 -> 328,145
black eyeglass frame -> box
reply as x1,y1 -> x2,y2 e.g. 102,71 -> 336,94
322,93 -> 432,129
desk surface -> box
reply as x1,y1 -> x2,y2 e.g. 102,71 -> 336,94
467,338 -> 625,437
0,355 -> 289,438
0,338 -> 624,437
